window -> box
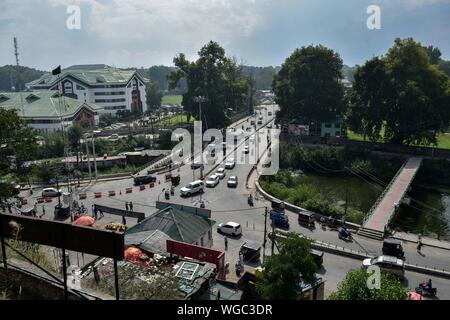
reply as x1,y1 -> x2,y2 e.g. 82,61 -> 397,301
200,237 -> 204,246
94,98 -> 126,103
94,91 -> 126,96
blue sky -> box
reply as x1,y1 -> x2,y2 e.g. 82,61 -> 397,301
0,0 -> 449,70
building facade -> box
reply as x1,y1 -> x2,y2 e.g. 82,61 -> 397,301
0,91 -> 103,133
27,64 -> 148,116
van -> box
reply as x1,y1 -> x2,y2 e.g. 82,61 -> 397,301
180,180 -> 205,196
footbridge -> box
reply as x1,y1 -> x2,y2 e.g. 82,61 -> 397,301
359,156 -> 423,240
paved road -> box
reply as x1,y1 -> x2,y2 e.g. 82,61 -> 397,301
321,253 -> 450,300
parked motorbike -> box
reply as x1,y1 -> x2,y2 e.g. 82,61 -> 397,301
170,186 -> 175,195
415,282 -> 437,297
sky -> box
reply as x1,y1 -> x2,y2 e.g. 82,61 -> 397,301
0,0 -> 449,71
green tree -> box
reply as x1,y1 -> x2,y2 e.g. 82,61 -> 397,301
256,233 -> 318,299
67,125 -> 84,151
146,79 -> 163,110
0,109 -> 36,203
329,269 -> 408,300
423,45 -> 442,65
273,45 -> 345,123
32,161 -> 60,184
168,41 -> 249,129
348,38 -> 450,145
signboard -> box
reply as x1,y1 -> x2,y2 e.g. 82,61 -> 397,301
0,212 -> 124,259
166,239 -> 224,271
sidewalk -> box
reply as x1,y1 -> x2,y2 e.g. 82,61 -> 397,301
392,231 -> 450,251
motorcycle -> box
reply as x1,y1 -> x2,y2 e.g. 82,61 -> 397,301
415,282 -> 437,297
170,186 -> 175,195
165,190 -> 170,200
338,227 -> 352,241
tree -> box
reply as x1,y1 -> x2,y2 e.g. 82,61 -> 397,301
328,269 -> 408,300
0,109 -> 36,204
347,38 -> 450,145
99,113 -> 114,126
168,41 -> 250,129
423,45 -> 442,65
67,125 -> 84,151
256,233 -> 318,299
32,161 -> 60,184
146,79 -> 163,110
273,45 -> 345,123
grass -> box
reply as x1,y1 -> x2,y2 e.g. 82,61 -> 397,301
162,95 -> 182,106
346,129 -> 450,150
159,114 -> 195,126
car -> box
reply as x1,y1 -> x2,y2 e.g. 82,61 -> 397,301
382,238 -> 405,259
134,175 -> 157,185
107,133 -> 119,141
250,119 -> 255,125
249,136 -> 255,143
267,123 -> 273,129
191,160 -> 202,169
225,158 -> 235,169
242,146 -> 250,154
362,255 -> 405,278
216,167 -> 226,179
180,180 -> 205,197
268,111 -> 272,116
217,221 -> 242,237
41,187 -> 61,198
311,249 -> 324,267
227,176 -> 238,188
206,174 -> 220,188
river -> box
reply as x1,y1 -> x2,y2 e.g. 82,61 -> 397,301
296,174 -> 450,240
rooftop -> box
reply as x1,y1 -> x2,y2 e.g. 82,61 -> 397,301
0,91 -> 103,118
27,64 -> 148,87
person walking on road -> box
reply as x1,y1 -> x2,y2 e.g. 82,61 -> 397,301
417,236 -> 424,253
122,215 -> 127,226
129,201 -> 133,212
125,201 -> 129,212
224,236 -> 228,251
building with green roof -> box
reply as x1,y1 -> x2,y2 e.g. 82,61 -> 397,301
27,64 -> 149,115
0,91 -> 103,133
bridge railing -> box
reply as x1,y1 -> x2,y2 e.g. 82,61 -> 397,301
362,159 -> 407,227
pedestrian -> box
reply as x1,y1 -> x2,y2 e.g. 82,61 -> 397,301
122,215 -> 127,226
99,208 -> 104,218
224,236 -> 228,251
41,205 -> 46,218
125,201 -> 129,212
94,207 -> 98,220
129,201 -> 133,212
417,238 -> 423,253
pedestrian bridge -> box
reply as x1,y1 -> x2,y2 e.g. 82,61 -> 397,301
359,156 -> 423,239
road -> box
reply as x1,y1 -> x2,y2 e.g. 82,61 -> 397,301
321,253 -> 450,300
16,103 -> 450,299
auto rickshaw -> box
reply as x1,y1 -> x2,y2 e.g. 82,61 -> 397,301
171,174 -> 180,186
164,189 -> 170,200
382,238 -> 405,259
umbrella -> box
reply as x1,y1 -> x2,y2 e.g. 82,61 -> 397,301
74,215 -> 95,227
409,291 -> 423,300
125,247 -> 149,262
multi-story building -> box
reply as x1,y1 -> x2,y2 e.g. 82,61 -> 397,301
0,91 -> 102,133
27,64 -> 148,116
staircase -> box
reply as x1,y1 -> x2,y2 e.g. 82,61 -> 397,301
357,227 -> 384,241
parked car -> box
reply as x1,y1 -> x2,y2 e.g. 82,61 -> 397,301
206,174 -> 220,188
382,238 -> 405,259
362,255 -> 405,278
180,180 -> 205,197
216,167 -> 226,179
227,176 -> 238,188
240,241 -> 261,262
268,111 -> 272,116
217,221 -> 242,237
191,160 -> 203,169
41,187 -> 61,198
311,249 -> 324,267
134,175 -> 157,186
107,133 -> 119,141
225,158 -> 235,169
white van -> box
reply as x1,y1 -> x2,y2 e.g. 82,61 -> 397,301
217,221 -> 242,237
180,180 -> 205,197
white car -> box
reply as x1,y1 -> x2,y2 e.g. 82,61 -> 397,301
227,176 -> 238,188
362,255 -> 405,278
180,180 -> 205,197
206,174 -> 220,188
242,146 -> 250,154
225,158 -> 235,169
217,221 -> 242,237
216,167 -> 226,179
41,187 -> 61,198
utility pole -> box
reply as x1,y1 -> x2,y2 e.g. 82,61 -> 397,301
85,140 -> 92,182
263,207 -> 268,262
91,136 -> 98,181
271,220 -> 275,256
344,179 -> 349,220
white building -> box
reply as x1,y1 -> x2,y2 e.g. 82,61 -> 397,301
0,91 -> 103,133
27,64 -> 148,116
